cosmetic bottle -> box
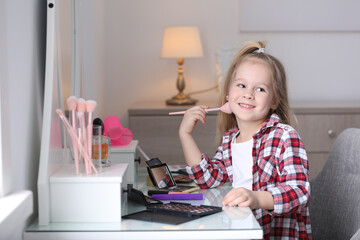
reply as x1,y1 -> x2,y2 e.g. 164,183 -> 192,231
92,125 -> 111,167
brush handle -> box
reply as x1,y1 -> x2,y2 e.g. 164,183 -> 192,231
87,112 -> 93,159
57,110 -> 97,174
205,107 -> 221,113
70,110 -> 80,174
168,107 -> 221,115
70,109 -> 77,129
73,138 -> 80,175
79,112 -> 89,173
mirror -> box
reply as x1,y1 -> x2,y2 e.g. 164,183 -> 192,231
149,165 -> 175,189
57,0 -> 104,116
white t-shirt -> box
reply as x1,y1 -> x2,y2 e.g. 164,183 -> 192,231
231,134 -> 253,190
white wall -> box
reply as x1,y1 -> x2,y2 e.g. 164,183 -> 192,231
0,0 -> 45,239
72,0 -> 360,127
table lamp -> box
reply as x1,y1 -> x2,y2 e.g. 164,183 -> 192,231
161,26 -> 203,105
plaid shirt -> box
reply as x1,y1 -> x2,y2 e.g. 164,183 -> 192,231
186,114 -> 312,239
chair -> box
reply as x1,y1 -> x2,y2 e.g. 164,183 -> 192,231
351,228 -> 360,240
310,128 -> 360,239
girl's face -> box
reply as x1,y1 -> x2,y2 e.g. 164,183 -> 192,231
228,59 -> 278,128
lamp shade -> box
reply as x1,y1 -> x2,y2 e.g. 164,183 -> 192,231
161,26 -> 203,58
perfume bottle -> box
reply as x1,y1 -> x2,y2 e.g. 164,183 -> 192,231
92,125 -> 111,167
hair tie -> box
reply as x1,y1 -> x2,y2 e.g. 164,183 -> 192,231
254,48 -> 265,53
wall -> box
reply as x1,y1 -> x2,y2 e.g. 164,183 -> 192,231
0,0 -> 46,239
92,0 -> 360,126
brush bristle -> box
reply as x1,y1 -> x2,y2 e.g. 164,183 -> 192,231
66,96 -> 78,111
86,100 -> 97,112
220,102 -> 232,114
56,109 -> 63,115
77,98 -> 86,112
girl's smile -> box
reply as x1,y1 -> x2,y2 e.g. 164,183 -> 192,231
238,102 -> 255,110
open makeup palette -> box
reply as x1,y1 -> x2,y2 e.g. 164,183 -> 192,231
123,185 -> 222,225
145,157 -> 198,194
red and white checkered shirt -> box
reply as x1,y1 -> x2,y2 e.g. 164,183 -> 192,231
186,114 -> 312,239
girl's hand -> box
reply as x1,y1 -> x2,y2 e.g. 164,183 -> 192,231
222,187 -> 259,209
179,105 -> 209,136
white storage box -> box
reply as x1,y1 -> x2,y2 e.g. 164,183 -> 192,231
49,163 -> 128,223
110,140 -> 139,184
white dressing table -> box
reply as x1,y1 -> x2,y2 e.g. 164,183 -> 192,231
25,168 -> 263,240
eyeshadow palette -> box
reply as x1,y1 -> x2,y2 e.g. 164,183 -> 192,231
122,209 -> 194,225
149,202 -> 222,217
123,185 -> 222,225
123,202 -> 222,225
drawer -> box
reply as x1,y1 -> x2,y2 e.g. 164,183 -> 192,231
295,114 -> 360,152
129,115 -> 217,165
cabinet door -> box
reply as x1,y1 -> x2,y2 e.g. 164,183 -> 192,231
129,115 -> 218,166
295,114 -> 360,152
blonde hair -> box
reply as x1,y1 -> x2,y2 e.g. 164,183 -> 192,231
216,41 -> 290,145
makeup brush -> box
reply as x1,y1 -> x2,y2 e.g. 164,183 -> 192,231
168,102 -> 232,115
66,96 -> 79,174
77,98 -> 89,173
66,96 -> 78,128
86,100 -> 97,159
56,109 -> 98,174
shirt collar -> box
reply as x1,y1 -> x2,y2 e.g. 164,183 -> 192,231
255,113 -> 281,137
228,113 -> 281,139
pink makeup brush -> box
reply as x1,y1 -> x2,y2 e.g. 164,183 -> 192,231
77,98 -> 89,173
66,96 -> 78,128
56,109 -> 97,174
66,96 -> 80,174
86,100 -> 97,159
168,102 -> 232,115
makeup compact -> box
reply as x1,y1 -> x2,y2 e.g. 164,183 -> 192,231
123,185 -> 222,225
146,158 -> 198,194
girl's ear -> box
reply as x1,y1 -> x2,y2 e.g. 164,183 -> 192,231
271,98 -> 279,110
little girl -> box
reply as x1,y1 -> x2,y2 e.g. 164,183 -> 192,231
179,41 -> 312,239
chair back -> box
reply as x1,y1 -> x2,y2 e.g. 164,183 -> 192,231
310,128 -> 360,239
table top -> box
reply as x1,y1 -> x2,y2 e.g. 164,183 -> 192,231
25,167 -> 263,240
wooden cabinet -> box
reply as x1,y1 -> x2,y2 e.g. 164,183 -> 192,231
128,101 -> 218,167
291,102 -> 360,179
129,101 -> 360,179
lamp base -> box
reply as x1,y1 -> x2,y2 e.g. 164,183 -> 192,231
166,93 -> 197,105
